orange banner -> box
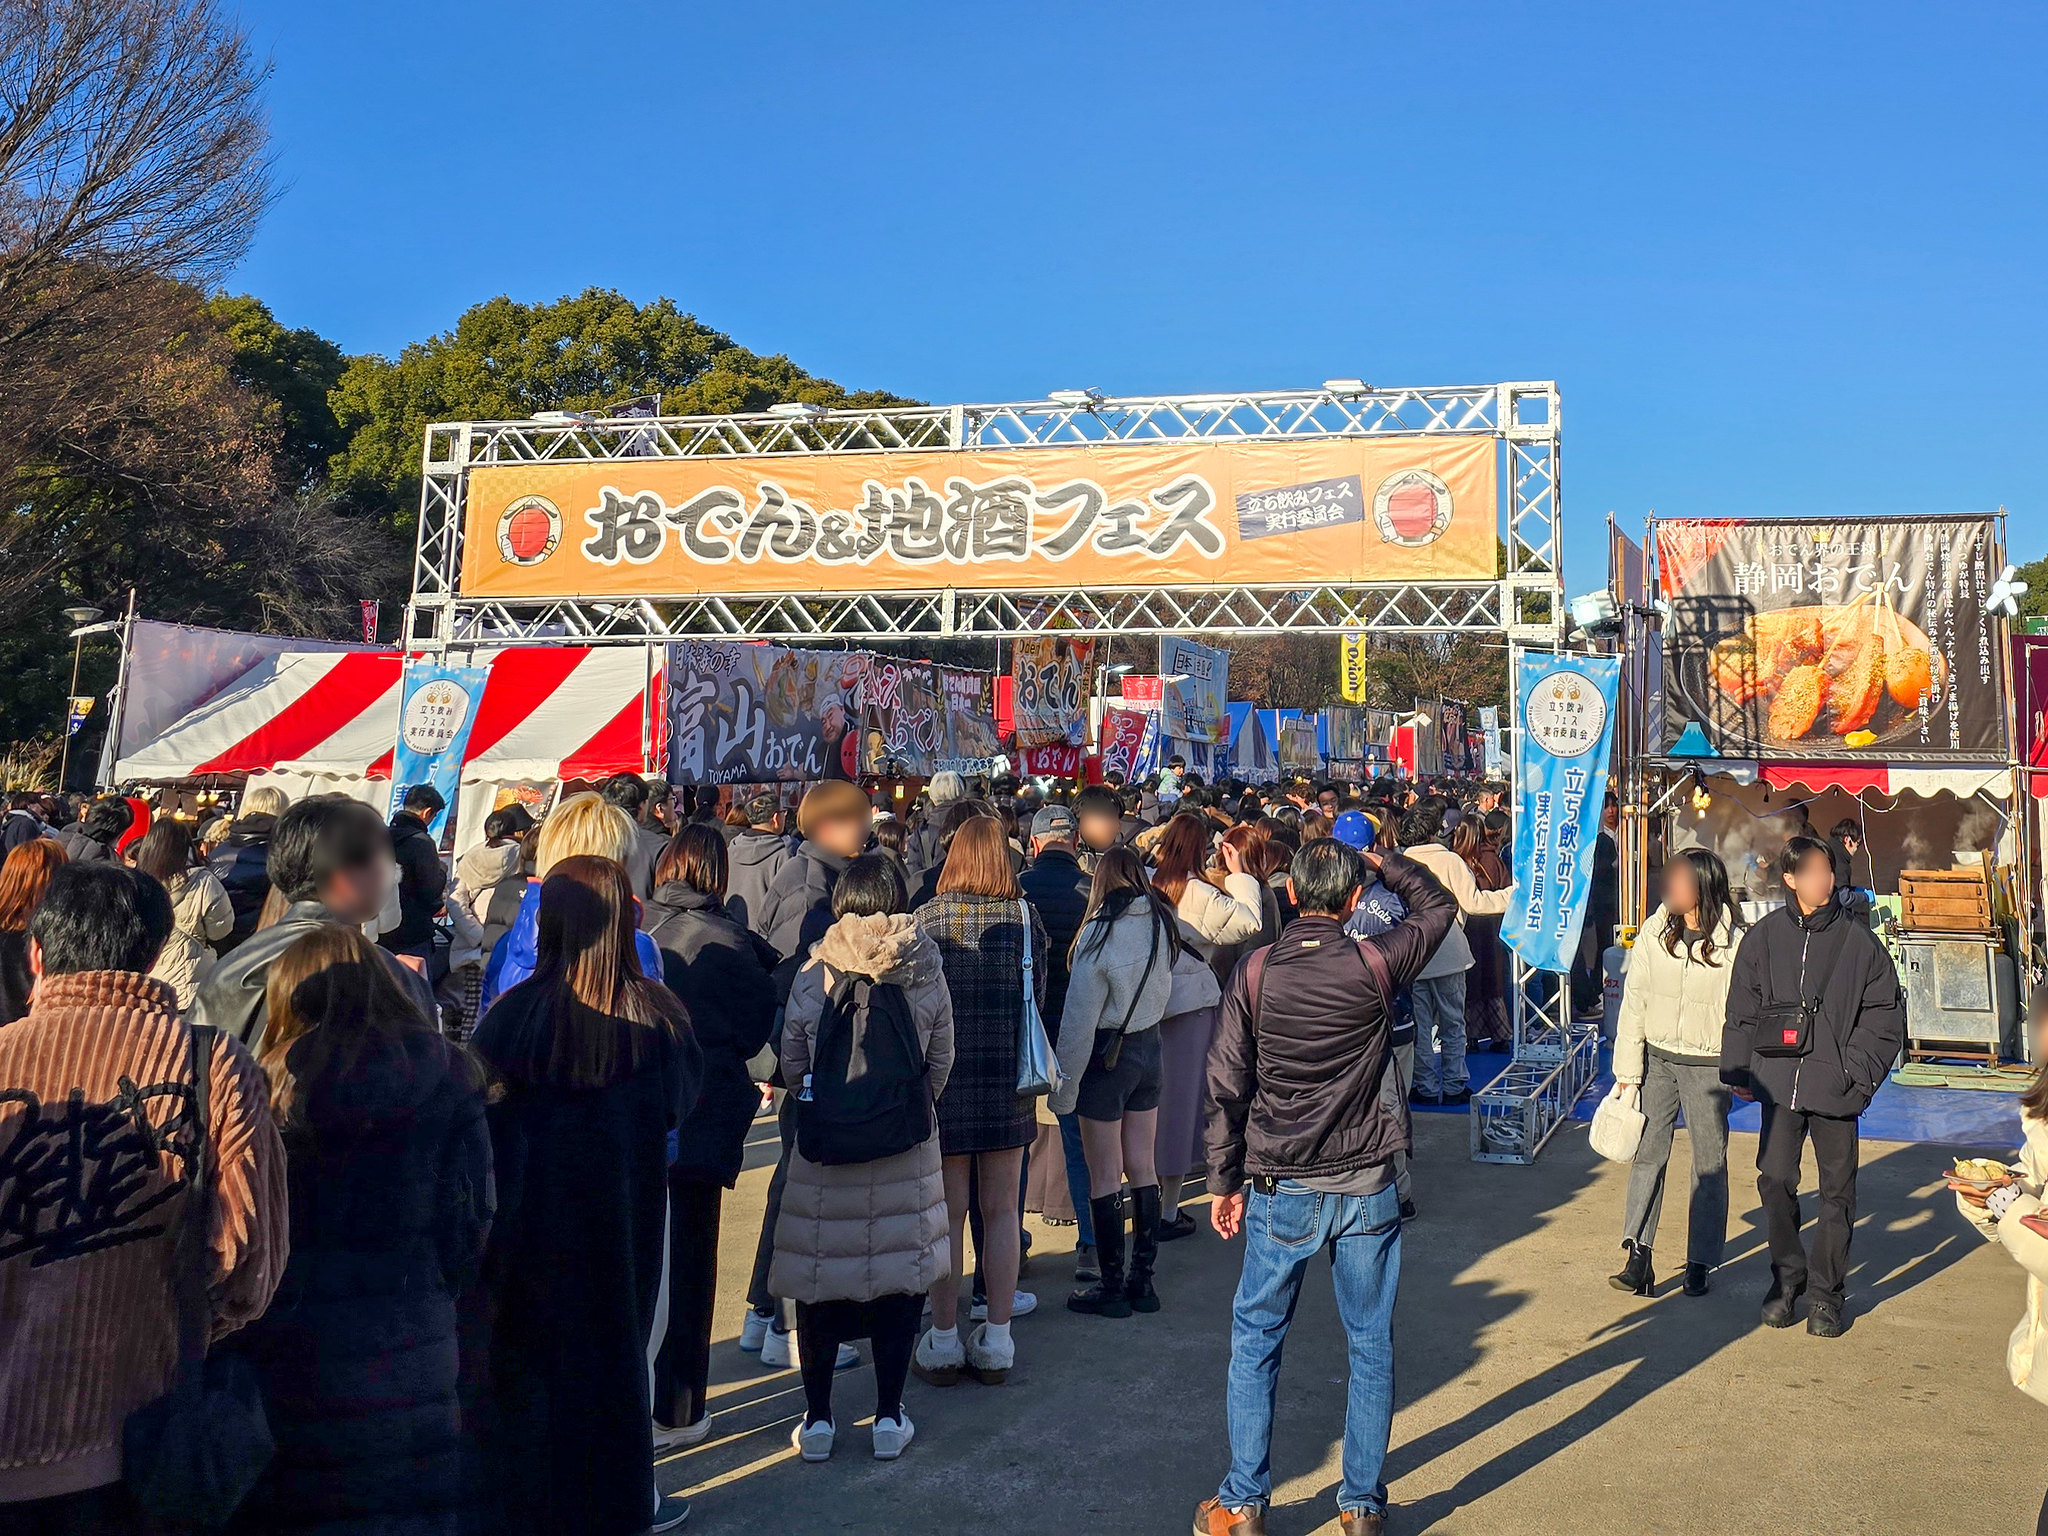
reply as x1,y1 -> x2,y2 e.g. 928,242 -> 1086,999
461,435 -> 1497,598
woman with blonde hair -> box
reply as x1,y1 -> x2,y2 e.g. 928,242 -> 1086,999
210,783 -> 291,952
911,816 -> 1047,1388
223,925 -> 492,1536
481,791 -> 662,1008
128,818 -> 234,1008
475,857 -> 701,1534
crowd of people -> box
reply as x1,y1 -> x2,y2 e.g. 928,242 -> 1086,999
0,760 -> 1985,1536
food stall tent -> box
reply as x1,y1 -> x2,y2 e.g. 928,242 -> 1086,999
115,645 -> 664,851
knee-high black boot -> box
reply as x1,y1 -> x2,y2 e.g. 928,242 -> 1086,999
1125,1184 -> 1161,1314
1067,1195 -> 1131,1318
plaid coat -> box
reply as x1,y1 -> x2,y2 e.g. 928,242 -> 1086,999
914,893 -> 1049,1154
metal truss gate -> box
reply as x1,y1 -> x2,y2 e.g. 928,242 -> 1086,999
403,380 -> 1594,1161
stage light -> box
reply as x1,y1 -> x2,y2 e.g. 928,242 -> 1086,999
1322,378 -> 1371,396
768,402 -> 828,420
1569,591 -> 1623,637
1048,388 -> 1104,409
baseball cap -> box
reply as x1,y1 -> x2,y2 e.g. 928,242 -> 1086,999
1331,810 -> 1376,850
1030,804 -> 1077,840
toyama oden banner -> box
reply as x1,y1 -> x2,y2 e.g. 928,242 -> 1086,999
461,436 -> 1497,598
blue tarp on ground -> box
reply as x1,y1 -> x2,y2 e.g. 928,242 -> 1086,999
1421,1045 -> 2023,1150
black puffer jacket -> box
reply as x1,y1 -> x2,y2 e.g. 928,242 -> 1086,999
223,1026 -> 493,1536
383,810 -> 449,954
1204,853 -> 1456,1192
645,881 -> 779,1185
1720,898 -> 1904,1117
1019,846 -> 1092,1028
209,814 -> 275,954
757,840 -> 851,966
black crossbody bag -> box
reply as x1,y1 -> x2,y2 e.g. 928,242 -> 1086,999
1753,922 -> 1849,1059
123,1023 -> 275,1523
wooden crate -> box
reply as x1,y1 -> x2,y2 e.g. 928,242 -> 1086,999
1899,868 -> 1996,934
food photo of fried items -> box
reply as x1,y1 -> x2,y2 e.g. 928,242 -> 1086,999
1708,596 -> 1941,748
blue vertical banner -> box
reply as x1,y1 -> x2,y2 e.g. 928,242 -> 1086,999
1504,652 -> 1622,974
387,663 -> 491,836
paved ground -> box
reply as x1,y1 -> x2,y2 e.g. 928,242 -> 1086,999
655,1110 -> 2036,1535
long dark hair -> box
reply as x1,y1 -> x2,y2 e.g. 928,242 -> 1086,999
260,925 -> 434,1124
1149,814 -> 1213,906
1074,847 -> 1180,968
503,855 -> 687,1087
1661,846 -> 1740,967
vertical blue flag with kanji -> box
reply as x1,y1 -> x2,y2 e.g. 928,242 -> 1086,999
1504,652 -> 1621,974
387,663 -> 490,836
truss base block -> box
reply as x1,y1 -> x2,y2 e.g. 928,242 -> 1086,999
1469,1029 -> 1602,1165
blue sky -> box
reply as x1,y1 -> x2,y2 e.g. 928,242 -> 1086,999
229,3 -> 2047,576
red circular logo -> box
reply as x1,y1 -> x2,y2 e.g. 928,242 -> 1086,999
496,496 -> 562,565
1372,469 -> 1453,547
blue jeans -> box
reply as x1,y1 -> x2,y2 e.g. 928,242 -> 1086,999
1219,1180 -> 1402,1516
1057,1113 -> 1095,1247
1410,971 -> 1468,1097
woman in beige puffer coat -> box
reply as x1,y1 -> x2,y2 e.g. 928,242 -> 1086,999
770,855 -> 954,1462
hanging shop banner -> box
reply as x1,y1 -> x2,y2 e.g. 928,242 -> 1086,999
459,436 -> 1499,599
1278,717 -> 1322,773
1158,636 -> 1230,745
1367,708 -> 1397,747
1010,636 -> 1095,749
1326,706 -> 1367,761
1099,707 -> 1152,779
1019,742 -> 1084,778
856,657 -> 946,777
1655,515 -> 2006,762
667,641 -> 861,785
938,667 -> 1004,775
66,696 -> 94,737
388,663 -> 490,834
1338,632 -> 1370,703
1505,652 -> 1622,974
1437,700 -> 1471,774
1479,705 -> 1504,777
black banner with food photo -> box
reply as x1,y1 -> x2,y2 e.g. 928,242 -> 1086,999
1654,515 -> 2006,762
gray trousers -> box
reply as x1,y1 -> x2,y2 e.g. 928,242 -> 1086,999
1620,1047 -> 1731,1267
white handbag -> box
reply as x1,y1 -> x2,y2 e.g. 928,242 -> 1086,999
1014,900 -> 1064,1098
1589,1083 -> 1645,1162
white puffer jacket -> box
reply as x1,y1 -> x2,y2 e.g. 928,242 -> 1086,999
1611,905 -> 1745,1083
1957,1113 -> 2048,1406
1172,872 -> 1265,962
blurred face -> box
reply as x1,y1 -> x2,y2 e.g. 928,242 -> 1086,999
1782,848 -> 1835,912
1318,789 -> 1339,815
1662,857 -> 1702,920
814,812 -> 869,860
1078,808 -> 1120,852
320,859 -> 389,926
2032,1001 -> 2048,1065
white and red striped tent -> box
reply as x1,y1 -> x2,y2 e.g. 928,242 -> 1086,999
116,645 -> 664,846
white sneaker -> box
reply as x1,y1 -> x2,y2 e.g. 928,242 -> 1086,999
965,1323 -> 1014,1384
968,1290 -> 1037,1321
791,1418 -> 835,1462
760,1328 -> 861,1372
651,1413 -> 712,1451
911,1326 -> 964,1387
871,1412 -> 915,1460
739,1310 -> 773,1353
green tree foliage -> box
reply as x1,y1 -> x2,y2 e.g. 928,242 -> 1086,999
205,293 -> 347,487
327,287 -> 917,531
2014,551 -> 2048,621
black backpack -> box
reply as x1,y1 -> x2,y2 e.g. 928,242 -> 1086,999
796,971 -> 932,1165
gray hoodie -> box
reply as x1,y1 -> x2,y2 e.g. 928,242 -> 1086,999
725,827 -> 795,939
